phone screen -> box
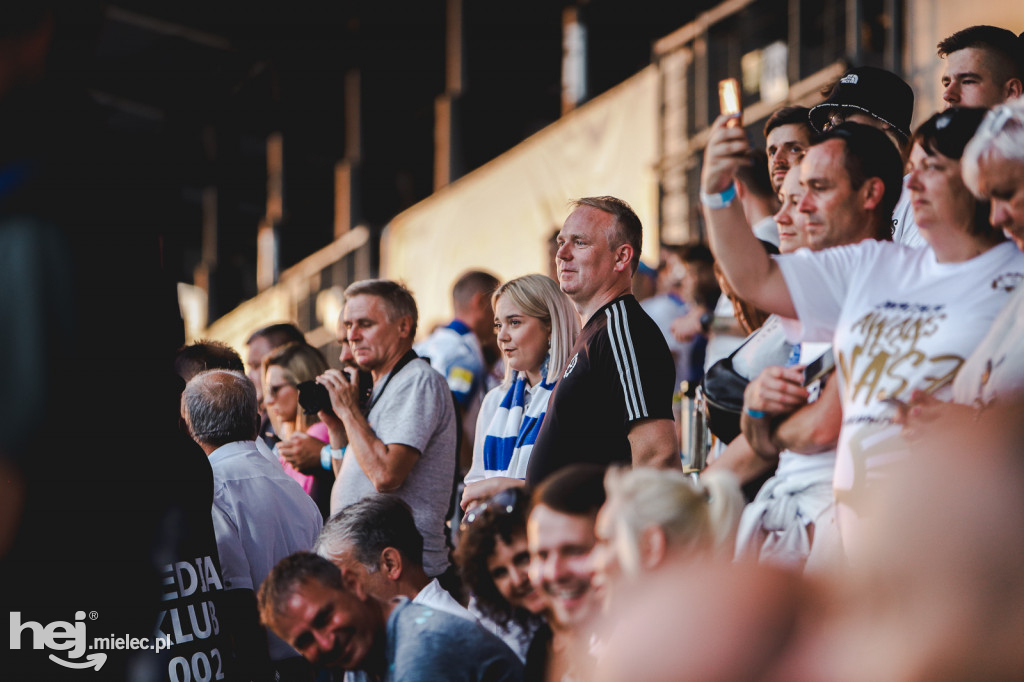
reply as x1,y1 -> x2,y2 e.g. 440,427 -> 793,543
718,78 -> 741,122
802,348 -> 836,386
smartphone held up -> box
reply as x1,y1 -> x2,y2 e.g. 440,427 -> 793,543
718,77 -> 742,127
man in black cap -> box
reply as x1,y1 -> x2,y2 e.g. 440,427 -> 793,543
809,66 -> 923,247
809,66 -> 914,153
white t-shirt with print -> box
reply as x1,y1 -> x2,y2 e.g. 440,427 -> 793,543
776,239 -> 1024,554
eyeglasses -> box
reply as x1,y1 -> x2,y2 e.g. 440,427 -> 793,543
266,382 -> 295,400
823,125 -> 853,140
821,111 -> 848,131
822,109 -> 894,135
459,488 -> 522,532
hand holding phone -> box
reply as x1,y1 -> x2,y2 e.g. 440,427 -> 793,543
802,348 -> 835,387
701,81 -> 750,197
744,365 -> 809,417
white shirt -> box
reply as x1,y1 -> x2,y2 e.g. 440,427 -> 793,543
255,434 -> 285,467
777,240 -> 1024,555
414,578 -> 477,622
208,440 -> 323,660
752,215 -> 780,247
468,597 -> 539,663
331,360 -> 457,577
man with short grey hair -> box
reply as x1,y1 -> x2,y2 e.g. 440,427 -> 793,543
319,279 -> 458,582
316,496 -> 472,620
183,369 -> 323,681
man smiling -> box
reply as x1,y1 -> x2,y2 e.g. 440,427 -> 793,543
258,553 -> 523,680
526,465 -> 606,682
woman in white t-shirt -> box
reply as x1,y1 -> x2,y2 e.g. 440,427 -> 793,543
902,99 -> 1024,433
701,111 -> 1024,557
461,274 -> 580,510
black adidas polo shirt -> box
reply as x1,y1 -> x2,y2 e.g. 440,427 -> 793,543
526,294 -> 675,485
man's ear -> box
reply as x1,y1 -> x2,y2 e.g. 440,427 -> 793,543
396,315 -> 413,338
861,177 -> 886,212
380,547 -> 403,580
613,243 -> 634,273
1005,78 -> 1023,101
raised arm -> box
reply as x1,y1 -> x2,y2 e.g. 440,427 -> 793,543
701,115 -> 796,318
318,369 -> 419,492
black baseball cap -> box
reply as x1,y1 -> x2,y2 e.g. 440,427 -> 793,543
809,66 -> 915,140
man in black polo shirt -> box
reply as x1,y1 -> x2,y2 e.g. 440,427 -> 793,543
526,196 -> 679,486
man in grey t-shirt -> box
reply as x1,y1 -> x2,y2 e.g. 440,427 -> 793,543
318,279 -> 457,578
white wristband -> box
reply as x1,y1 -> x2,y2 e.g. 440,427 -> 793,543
700,182 -> 737,209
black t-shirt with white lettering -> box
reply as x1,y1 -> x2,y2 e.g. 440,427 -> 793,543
526,294 -> 675,485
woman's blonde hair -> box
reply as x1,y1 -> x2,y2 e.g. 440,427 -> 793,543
262,342 -> 330,425
603,466 -> 744,573
492,274 -> 581,385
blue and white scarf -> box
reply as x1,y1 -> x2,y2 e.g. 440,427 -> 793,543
481,370 -> 555,479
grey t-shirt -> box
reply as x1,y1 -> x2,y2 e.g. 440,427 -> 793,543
332,358 -> 457,576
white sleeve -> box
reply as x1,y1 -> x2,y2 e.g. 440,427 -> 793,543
210,493 -> 253,591
774,242 -> 878,343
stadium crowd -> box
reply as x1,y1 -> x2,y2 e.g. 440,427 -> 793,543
5,14 -> 1024,682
